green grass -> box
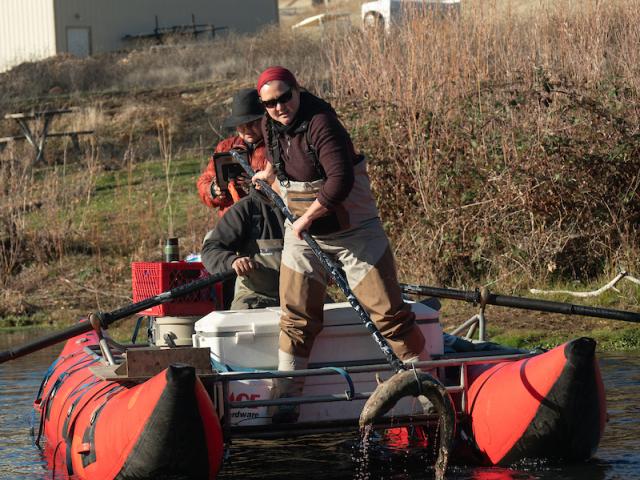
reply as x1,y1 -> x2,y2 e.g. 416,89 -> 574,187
83,156 -> 204,218
0,315 -> 47,329
490,325 -> 640,352
56,154 -> 210,254
489,329 -> 567,350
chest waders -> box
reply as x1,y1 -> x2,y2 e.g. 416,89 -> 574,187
231,151 -> 455,478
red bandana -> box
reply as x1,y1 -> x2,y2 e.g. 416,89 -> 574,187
256,66 -> 298,93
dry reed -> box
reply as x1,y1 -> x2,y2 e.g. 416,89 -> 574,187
324,0 -> 640,287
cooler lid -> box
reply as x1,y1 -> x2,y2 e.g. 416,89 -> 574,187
194,301 -> 439,335
195,307 -> 282,335
322,301 -> 439,327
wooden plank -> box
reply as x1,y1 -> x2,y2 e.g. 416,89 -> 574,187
90,363 -> 125,380
89,346 -> 214,381
48,130 -> 94,137
4,108 -> 75,120
15,118 -> 37,149
125,346 -> 212,377
89,347 -> 215,381
0,131 -> 94,144
0,135 -> 25,143
35,115 -> 53,163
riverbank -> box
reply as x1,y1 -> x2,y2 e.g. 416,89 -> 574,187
0,146 -> 637,350
3,294 -> 640,352
440,300 -> 640,351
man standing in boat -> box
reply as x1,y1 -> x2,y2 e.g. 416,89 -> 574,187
201,182 -> 284,310
197,88 -> 268,217
252,67 -> 428,423
198,88 -> 270,308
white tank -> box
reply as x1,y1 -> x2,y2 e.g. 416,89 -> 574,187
151,316 -> 201,347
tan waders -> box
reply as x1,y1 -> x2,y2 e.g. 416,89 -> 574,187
270,171 -> 427,423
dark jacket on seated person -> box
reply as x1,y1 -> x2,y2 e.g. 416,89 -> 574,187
202,188 -> 284,309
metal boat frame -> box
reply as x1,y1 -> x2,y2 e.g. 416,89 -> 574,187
90,303 -> 532,443
212,350 -> 533,440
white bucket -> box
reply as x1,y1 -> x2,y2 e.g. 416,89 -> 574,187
152,316 -> 201,347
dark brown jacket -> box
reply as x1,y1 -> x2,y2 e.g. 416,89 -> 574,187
262,92 -> 359,211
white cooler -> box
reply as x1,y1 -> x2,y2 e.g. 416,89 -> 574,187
193,302 -> 443,425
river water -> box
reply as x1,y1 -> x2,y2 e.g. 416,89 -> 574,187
1,330 -> 638,480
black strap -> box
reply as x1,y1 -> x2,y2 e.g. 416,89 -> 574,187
65,383 -> 122,476
268,119 -> 325,185
34,356 -> 64,406
43,356 -> 99,421
304,125 -> 326,181
268,120 -> 289,186
35,351 -> 89,406
61,378 -> 103,442
80,402 -> 108,468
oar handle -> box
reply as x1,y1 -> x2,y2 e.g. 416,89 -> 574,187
0,270 -> 236,364
0,322 -> 93,364
400,283 -> 640,323
231,150 -> 405,373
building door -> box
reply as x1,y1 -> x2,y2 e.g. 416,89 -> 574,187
66,27 -> 91,57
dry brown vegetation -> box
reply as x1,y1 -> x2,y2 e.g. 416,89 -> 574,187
327,0 -> 640,287
0,0 -> 639,325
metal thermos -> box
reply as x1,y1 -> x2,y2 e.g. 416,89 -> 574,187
164,238 -> 180,262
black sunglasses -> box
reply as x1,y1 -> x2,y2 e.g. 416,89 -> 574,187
260,89 -> 293,109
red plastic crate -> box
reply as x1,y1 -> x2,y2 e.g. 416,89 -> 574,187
131,261 -> 224,316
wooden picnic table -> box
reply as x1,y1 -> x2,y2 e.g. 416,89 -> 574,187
1,108 -> 94,164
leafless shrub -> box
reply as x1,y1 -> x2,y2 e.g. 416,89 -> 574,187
0,147 -> 33,282
157,119 -> 176,237
0,139 -> 101,286
325,0 -> 640,287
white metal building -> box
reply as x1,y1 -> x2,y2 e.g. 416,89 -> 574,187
0,0 -> 279,72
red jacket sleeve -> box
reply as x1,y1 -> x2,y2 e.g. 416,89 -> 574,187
196,137 -> 241,211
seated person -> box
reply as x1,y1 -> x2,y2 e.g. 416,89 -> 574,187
197,88 -> 267,217
201,187 -> 284,310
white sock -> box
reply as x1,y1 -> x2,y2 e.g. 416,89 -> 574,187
273,350 -> 309,398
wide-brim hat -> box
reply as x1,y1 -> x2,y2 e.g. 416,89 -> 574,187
222,88 -> 265,129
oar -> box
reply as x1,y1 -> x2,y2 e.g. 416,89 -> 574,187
230,150 -> 406,373
0,270 -> 236,364
400,283 -> 640,323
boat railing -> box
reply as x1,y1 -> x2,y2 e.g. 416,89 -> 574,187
213,351 -> 534,438
448,310 -> 487,341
